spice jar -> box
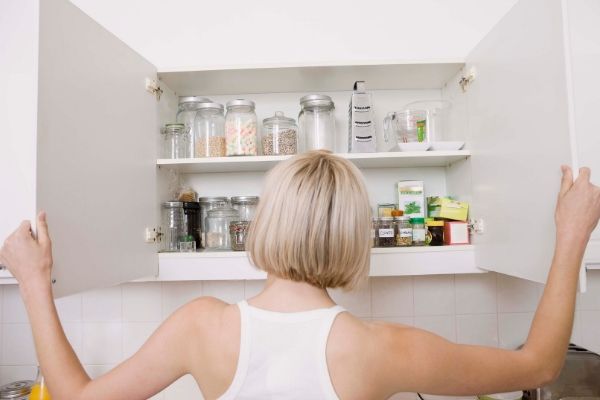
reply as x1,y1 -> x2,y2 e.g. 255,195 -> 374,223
194,102 -> 226,157
176,96 -> 212,157
231,196 -> 259,221
262,111 -> 298,155
225,99 -> 258,156
411,217 -> 426,246
161,201 -> 185,252
198,196 -> 229,248
395,216 -> 413,247
299,94 -> 336,152
161,124 -> 190,159
427,220 -> 444,246
376,217 -> 396,247
230,221 -> 249,251
205,207 -> 240,250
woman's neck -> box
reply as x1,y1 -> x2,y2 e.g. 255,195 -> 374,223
247,274 -> 336,312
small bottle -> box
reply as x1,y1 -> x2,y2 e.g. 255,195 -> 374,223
29,367 -> 52,400
410,217 -> 426,246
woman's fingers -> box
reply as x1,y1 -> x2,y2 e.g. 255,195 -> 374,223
37,211 -> 51,248
576,167 -> 591,185
559,165 -> 574,197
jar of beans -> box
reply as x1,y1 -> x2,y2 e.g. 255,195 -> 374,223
225,99 -> 258,156
262,111 -> 298,155
376,217 -> 396,247
194,102 -> 225,157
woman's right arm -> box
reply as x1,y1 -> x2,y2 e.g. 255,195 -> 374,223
375,166 -> 600,396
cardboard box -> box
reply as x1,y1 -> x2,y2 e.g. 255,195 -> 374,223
397,181 -> 425,218
427,197 -> 469,221
444,221 -> 470,245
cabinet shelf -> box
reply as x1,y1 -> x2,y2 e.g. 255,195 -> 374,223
157,150 -> 471,173
150,245 -> 482,282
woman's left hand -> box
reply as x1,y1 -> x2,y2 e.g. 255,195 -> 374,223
0,212 -> 53,289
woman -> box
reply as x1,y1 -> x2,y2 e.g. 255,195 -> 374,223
1,150 -> 599,400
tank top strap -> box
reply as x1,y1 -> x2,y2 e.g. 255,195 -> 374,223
316,305 -> 345,400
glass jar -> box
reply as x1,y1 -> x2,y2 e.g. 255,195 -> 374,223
176,96 -> 212,158
395,216 -> 413,247
205,207 -> 240,250
198,196 -> 229,248
299,94 -> 336,152
30,366 -> 51,400
161,124 -> 189,159
427,220 -> 445,246
376,217 -> 396,247
0,380 -> 33,400
230,220 -> 249,251
371,217 -> 377,247
411,217 -> 426,246
231,196 -> 259,221
194,102 -> 226,157
262,111 -> 298,155
225,99 -> 258,156
161,201 -> 185,252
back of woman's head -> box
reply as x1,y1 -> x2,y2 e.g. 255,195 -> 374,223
246,150 -> 372,289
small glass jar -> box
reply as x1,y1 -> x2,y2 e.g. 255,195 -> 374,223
262,111 -> 298,155
427,220 -> 445,246
194,102 -> 225,157
299,94 -> 336,152
198,196 -> 229,249
161,124 -> 189,159
225,99 -> 258,156
411,217 -> 426,246
395,216 -> 413,247
205,207 -> 240,250
231,196 -> 259,221
376,217 -> 396,247
0,380 -> 33,399
176,96 -> 212,157
230,220 -> 249,251
371,217 -> 377,247
161,201 -> 185,252
29,367 -> 51,400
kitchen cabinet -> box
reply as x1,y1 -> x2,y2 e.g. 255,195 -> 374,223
0,0 -> 598,296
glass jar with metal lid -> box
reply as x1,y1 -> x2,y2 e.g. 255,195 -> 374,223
231,196 -> 259,221
194,102 -> 225,157
225,99 -> 258,156
0,380 -> 33,399
262,111 -> 298,155
299,94 -> 336,152
205,207 -> 240,250
161,123 -> 189,159
161,201 -> 185,252
376,217 -> 396,247
176,96 -> 211,157
230,220 -> 249,251
198,196 -> 229,248
395,216 -> 413,247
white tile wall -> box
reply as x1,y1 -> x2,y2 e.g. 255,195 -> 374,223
0,271 -> 598,399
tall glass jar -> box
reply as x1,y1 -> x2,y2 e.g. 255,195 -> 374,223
194,102 -> 225,157
161,124 -> 189,159
262,111 -> 298,155
225,99 -> 258,156
161,201 -> 185,252
198,196 -> 229,248
205,207 -> 240,250
298,94 -> 336,152
231,196 -> 259,221
176,96 -> 211,158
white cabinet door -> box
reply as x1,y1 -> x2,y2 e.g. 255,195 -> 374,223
37,0 -> 158,296
467,0 -> 574,283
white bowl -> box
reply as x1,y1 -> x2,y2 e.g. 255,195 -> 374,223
396,142 -> 431,152
430,141 -> 465,151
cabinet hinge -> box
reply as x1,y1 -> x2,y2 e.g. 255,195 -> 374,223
459,67 -> 477,92
468,218 -> 485,234
145,227 -> 162,243
145,78 -> 163,101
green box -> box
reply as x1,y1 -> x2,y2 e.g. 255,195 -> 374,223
427,197 -> 469,221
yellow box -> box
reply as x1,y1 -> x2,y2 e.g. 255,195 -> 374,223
427,197 -> 469,221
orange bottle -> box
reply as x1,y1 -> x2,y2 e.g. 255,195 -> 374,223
29,367 -> 51,400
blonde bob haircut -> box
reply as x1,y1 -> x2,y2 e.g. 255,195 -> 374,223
246,150 -> 371,290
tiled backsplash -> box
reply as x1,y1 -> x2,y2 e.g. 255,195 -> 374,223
1,272 -> 599,399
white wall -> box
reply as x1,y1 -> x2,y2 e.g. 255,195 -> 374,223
68,0 -> 518,70
1,273 -> 599,398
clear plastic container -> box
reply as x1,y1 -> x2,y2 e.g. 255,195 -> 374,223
161,201 -> 185,252
161,124 -> 189,159
231,196 -> 259,221
299,94 -> 336,152
383,109 -> 428,145
205,207 -> 240,250
225,99 -> 258,156
262,111 -> 298,155
194,102 -> 225,157
198,196 -> 229,248
176,96 -> 211,157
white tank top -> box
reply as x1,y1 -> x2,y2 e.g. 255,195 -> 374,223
217,300 -> 346,400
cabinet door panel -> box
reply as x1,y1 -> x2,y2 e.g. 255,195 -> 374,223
37,0 -> 158,296
467,0 -> 573,283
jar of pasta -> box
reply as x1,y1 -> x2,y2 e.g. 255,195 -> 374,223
225,99 -> 257,156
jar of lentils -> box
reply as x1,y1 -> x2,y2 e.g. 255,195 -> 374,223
225,99 -> 257,156
262,111 -> 298,155
194,102 -> 225,157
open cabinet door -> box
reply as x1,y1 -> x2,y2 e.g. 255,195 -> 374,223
37,0 -> 158,297
467,0 -> 574,283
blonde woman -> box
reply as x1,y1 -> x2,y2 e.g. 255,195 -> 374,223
1,150 -> 599,400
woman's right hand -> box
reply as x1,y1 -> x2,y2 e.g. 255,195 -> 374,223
555,166 -> 600,244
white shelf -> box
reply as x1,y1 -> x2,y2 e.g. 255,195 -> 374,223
158,61 -> 465,95
157,150 -> 471,173
149,245 -> 483,282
